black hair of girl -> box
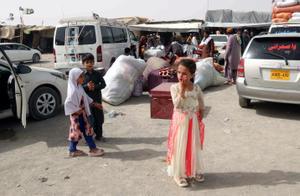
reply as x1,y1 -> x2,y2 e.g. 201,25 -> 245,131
178,58 -> 196,82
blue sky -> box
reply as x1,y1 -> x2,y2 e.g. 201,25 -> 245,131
0,0 -> 272,25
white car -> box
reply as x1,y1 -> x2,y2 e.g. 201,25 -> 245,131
0,49 -> 67,127
0,43 -> 42,63
236,34 -> 300,108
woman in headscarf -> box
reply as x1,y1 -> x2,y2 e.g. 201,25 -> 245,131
199,30 -> 215,58
64,68 -> 104,157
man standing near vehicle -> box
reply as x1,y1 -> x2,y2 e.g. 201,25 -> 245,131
224,28 -> 242,85
82,54 -> 106,142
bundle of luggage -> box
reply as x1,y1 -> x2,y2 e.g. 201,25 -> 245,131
272,0 -> 300,23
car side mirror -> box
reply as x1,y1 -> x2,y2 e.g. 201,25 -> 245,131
16,64 -> 31,74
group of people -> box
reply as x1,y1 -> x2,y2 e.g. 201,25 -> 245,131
63,52 -> 207,187
63,27 -> 252,186
64,54 -> 106,157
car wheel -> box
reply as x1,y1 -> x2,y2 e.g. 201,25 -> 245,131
239,97 -> 251,108
32,54 -> 40,63
29,87 -> 60,120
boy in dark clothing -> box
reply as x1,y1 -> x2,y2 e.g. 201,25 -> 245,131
82,54 -> 106,141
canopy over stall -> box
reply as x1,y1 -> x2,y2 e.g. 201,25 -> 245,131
129,19 -> 204,32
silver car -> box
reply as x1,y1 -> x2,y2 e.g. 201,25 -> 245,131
236,34 -> 300,107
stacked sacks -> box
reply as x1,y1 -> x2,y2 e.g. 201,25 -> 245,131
102,55 -> 146,105
272,0 -> 300,23
194,58 -> 226,90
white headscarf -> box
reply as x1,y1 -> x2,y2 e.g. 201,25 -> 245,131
64,68 -> 93,116
200,36 -> 212,46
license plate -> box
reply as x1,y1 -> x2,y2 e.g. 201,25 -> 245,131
270,70 -> 290,80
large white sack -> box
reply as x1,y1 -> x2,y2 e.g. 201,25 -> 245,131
102,55 -> 146,105
143,57 -> 169,82
144,47 -> 165,61
194,57 -> 226,90
276,0 -> 299,7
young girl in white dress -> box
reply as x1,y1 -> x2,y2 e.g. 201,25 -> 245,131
167,59 -> 205,187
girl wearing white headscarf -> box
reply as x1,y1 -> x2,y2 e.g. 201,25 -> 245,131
64,68 -> 104,157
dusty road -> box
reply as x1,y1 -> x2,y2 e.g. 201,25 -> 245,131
0,55 -> 300,195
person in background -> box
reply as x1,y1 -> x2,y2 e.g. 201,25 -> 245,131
168,36 -> 184,57
186,33 -> 193,44
191,33 -> 198,46
124,47 -> 131,56
224,28 -> 242,85
147,34 -> 156,49
199,30 -> 215,58
241,29 -> 251,55
139,35 -> 147,59
64,68 -> 105,157
82,54 -> 107,142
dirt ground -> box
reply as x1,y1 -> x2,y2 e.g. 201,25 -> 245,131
0,55 -> 300,195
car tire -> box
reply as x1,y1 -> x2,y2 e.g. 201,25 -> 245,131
29,87 -> 60,120
239,97 -> 251,108
32,54 -> 40,63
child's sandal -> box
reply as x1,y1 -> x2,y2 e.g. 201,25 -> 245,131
69,150 -> 86,157
174,177 -> 189,187
195,174 -> 205,183
88,148 -> 104,157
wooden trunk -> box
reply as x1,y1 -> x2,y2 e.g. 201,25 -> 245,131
150,82 -> 175,119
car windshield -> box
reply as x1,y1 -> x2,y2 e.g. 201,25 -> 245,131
245,37 -> 300,60
270,26 -> 300,34
210,35 -> 227,42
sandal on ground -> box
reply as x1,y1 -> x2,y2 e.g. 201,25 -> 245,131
69,150 -> 86,157
195,174 -> 205,183
224,80 -> 232,85
88,148 -> 105,157
174,177 -> 189,187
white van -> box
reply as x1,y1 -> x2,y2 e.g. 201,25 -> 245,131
53,16 -> 138,72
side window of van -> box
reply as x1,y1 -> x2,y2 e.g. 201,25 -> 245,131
101,26 -> 114,44
111,27 -> 127,43
78,26 -> 96,45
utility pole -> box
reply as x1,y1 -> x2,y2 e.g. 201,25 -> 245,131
19,6 -> 34,44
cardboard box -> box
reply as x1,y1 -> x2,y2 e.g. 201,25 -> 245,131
150,82 -> 175,119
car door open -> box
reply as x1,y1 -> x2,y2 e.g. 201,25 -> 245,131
0,48 -> 27,127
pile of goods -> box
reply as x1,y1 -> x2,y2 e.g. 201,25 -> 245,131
272,0 -> 300,23
102,55 -> 146,105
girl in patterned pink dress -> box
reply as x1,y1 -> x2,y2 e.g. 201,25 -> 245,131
167,59 -> 205,187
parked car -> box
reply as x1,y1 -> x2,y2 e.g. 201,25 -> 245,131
0,43 -> 42,63
0,48 -> 67,127
236,33 -> 300,108
210,34 -> 228,65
